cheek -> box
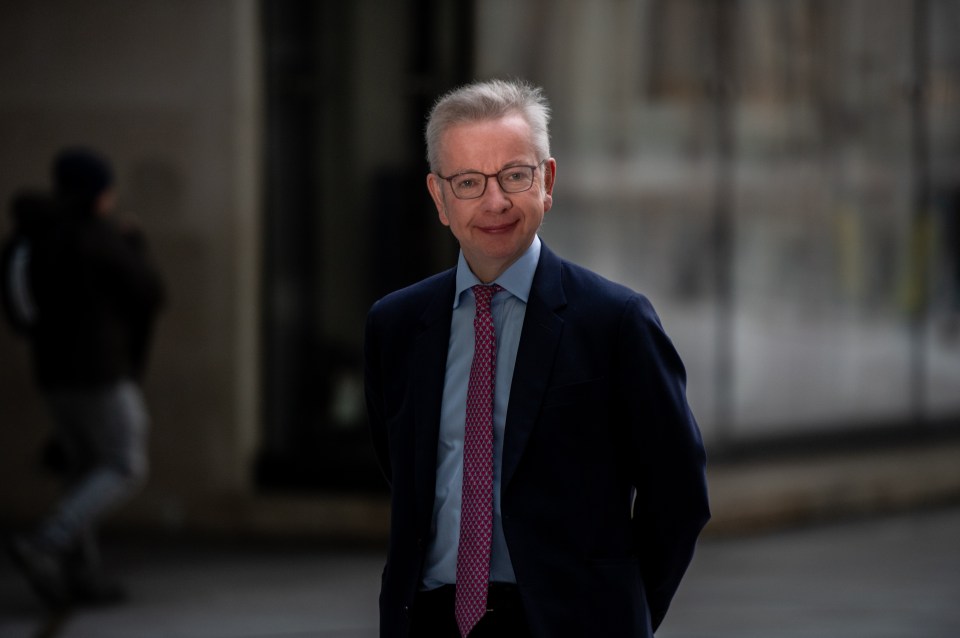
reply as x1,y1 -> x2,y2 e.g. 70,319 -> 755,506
446,217 -> 468,240
441,204 -> 471,233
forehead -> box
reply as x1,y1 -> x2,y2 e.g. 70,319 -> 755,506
438,114 -> 536,172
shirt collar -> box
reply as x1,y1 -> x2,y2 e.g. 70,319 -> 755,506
453,234 -> 541,308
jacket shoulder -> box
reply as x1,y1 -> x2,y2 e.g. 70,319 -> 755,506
368,268 -> 455,321
558,258 -> 653,312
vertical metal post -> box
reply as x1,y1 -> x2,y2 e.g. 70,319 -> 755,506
710,0 -> 737,447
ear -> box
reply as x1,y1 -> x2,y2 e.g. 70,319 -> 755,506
541,158 -> 557,213
427,173 -> 450,226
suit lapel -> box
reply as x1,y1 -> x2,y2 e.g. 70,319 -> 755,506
413,270 -> 456,533
502,243 -> 566,489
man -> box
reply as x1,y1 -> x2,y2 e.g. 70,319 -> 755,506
365,79 -> 709,638
5,147 -> 165,607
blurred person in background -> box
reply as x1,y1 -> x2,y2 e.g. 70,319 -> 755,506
1,190 -> 57,335
2,147 -> 165,608
365,79 -> 709,638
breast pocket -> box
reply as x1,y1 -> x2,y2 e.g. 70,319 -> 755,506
538,377 -> 610,456
541,376 -> 607,409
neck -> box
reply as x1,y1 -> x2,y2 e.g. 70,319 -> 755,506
465,258 -> 513,284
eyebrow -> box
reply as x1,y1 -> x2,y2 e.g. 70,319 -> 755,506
447,160 -> 532,175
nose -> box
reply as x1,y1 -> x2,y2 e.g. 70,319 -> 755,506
481,175 -> 512,211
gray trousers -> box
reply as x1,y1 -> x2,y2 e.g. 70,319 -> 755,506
37,380 -> 149,562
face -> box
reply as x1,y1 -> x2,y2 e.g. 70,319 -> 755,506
94,189 -> 117,218
427,114 -> 556,283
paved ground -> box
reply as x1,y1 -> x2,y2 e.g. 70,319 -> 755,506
2,506 -> 958,638
658,506 -> 960,638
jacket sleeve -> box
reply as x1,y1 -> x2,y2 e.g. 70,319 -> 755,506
617,295 -> 710,630
0,237 -> 37,335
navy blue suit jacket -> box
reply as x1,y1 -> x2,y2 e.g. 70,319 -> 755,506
365,243 -> 710,637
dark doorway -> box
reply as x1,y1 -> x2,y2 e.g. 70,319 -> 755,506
257,0 -> 472,492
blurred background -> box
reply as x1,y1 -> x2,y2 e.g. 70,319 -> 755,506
0,0 -> 959,634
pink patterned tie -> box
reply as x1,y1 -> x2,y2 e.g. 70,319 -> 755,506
455,284 -> 502,638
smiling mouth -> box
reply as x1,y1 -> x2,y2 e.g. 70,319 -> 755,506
478,220 -> 518,233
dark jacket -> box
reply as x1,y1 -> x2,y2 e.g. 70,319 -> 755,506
29,204 -> 165,390
364,242 -> 710,638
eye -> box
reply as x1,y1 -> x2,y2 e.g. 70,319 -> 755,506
501,168 -> 530,183
455,176 -> 477,189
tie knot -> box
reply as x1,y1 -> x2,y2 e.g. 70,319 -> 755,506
472,284 -> 502,314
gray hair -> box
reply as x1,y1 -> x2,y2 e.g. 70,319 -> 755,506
425,78 -> 551,174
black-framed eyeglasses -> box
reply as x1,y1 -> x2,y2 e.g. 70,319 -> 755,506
435,159 -> 547,200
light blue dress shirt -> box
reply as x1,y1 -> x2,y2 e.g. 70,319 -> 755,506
421,235 -> 542,590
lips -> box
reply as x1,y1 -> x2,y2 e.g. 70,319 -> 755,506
477,220 -> 519,234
